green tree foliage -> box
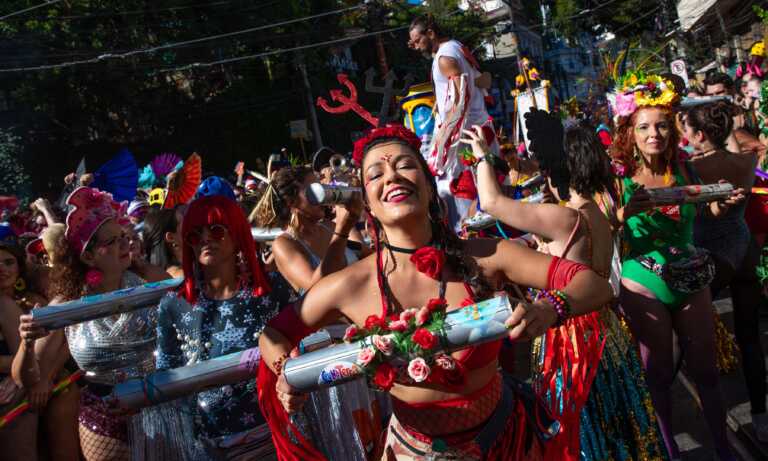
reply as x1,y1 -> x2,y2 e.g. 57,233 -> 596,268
0,0 -> 491,195
547,0 -> 665,42
0,129 -> 30,199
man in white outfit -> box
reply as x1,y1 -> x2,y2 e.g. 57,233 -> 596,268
408,15 -> 496,231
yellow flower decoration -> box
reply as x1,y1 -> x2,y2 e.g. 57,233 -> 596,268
629,74 -> 639,86
752,41 -> 765,58
515,74 -> 525,87
634,77 -> 678,107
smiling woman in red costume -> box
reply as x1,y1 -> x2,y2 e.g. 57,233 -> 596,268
257,125 -> 613,461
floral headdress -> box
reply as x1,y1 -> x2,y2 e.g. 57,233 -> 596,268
352,124 -> 422,167
65,187 -> 128,255
609,71 -> 679,118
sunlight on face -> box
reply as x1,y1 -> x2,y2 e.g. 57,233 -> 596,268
633,107 -> 672,157
362,142 -> 431,225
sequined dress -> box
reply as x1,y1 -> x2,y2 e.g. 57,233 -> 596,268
156,287 -> 280,452
65,271 -> 156,442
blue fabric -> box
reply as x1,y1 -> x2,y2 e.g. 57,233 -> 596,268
195,176 -> 236,202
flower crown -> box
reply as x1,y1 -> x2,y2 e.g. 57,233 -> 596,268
65,187 -> 128,255
610,71 -> 679,117
352,124 -> 422,167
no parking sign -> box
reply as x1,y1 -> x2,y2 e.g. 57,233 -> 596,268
670,59 -> 689,87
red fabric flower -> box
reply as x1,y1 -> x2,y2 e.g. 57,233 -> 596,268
450,170 -> 478,201
410,247 -> 445,280
364,315 -> 388,331
412,328 -> 438,350
373,363 -> 396,391
352,124 -> 422,167
426,298 -> 447,312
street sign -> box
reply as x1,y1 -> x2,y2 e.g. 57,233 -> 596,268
289,120 -> 309,140
670,59 -> 689,87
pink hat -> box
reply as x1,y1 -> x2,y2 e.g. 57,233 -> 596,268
65,187 -> 128,255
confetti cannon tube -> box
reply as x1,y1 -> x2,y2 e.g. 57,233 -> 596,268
251,227 -> 284,242
107,348 -> 261,410
283,295 -> 514,392
31,278 -> 183,330
645,183 -> 734,205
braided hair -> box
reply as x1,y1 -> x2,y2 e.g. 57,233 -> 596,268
249,166 -> 312,228
684,101 -> 735,149
357,132 -> 493,315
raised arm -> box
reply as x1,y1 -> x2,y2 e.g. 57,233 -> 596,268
272,199 -> 361,293
464,125 -> 578,242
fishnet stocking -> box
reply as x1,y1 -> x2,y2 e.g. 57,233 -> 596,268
79,423 -> 128,461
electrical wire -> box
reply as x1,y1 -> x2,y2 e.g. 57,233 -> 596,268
0,3 -> 367,73
0,0 -> 62,21
157,25 -> 410,73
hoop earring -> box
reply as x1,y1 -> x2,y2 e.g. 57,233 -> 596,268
14,277 -> 26,293
288,210 -> 300,233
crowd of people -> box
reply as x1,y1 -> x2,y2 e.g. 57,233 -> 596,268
0,13 -> 767,461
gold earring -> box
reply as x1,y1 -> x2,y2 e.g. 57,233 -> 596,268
14,277 -> 26,292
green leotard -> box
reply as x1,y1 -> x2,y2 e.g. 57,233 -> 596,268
620,167 -> 697,310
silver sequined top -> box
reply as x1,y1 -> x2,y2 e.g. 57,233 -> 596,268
65,271 -> 157,385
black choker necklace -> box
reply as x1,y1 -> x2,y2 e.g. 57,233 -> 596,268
383,241 -> 431,254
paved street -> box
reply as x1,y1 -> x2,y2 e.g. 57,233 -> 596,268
513,296 -> 768,460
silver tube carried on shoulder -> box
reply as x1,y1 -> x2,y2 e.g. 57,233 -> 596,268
283,295 -> 515,392
251,227 -> 284,242
305,183 -> 360,206
31,278 -> 183,330
107,347 -> 261,410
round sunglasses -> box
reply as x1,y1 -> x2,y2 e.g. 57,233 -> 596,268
185,224 -> 229,247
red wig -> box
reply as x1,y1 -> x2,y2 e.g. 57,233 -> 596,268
180,195 -> 269,303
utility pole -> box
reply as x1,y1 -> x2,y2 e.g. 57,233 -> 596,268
296,53 -> 323,150
368,1 -> 389,77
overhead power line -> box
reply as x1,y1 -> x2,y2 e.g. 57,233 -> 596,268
157,25 -> 411,73
0,3 -> 366,73
0,0 -> 63,21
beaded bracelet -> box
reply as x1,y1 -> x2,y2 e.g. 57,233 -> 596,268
541,289 -> 572,327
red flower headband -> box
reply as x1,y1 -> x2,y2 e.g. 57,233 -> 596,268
352,124 -> 422,167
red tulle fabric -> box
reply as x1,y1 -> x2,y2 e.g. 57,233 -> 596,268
539,257 -> 606,461
267,304 -> 314,345
450,169 -> 478,200
257,361 -> 327,461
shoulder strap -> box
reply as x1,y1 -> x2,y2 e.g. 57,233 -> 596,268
559,210 -> 582,259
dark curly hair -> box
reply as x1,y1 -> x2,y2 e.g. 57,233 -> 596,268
704,72 -> 734,93
610,106 -> 680,177
409,14 -> 444,37
249,166 -> 313,228
564,126 -> 615,197
48,245 -> 88,301
684,101 -> 734,149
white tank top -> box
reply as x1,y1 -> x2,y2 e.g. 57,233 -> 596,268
431,39 -> 488,126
